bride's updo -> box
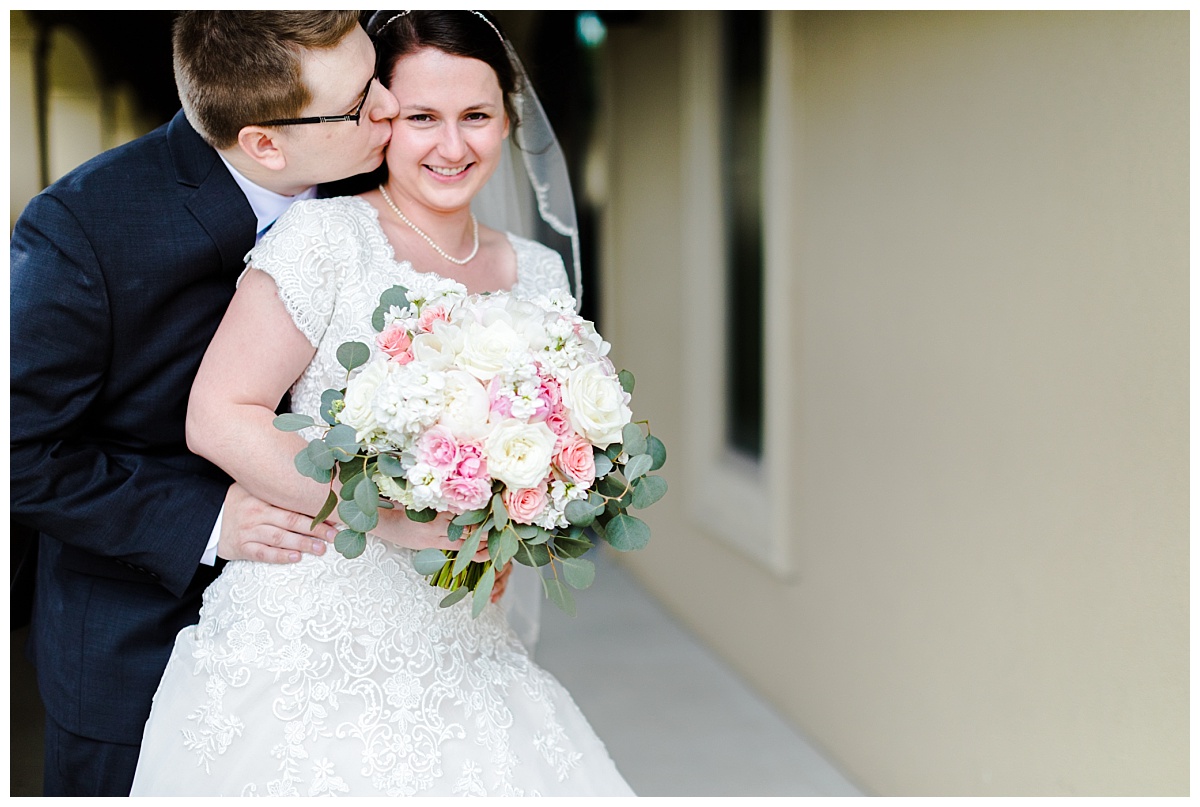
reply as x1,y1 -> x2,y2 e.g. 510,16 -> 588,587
367,11 -> 521,131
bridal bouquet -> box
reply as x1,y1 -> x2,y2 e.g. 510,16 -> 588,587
275,279 -> 666,617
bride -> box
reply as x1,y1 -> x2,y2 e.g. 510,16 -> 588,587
130,11 -> 633,797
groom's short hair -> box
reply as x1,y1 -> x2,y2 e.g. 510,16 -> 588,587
173,11 -> 362,149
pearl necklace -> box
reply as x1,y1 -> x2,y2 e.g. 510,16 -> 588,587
378,185 -> 479,266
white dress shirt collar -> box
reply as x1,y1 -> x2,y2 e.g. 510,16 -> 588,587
218,154 -> 318,239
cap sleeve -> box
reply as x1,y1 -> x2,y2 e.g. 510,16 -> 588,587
242,199 -> 351,347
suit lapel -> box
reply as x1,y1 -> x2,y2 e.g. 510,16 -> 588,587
167,111 -> 255,270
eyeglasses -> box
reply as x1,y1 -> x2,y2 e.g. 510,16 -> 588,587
252,76 -> 375,128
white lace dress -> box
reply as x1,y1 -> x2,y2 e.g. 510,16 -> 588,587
130,197 -> 634,797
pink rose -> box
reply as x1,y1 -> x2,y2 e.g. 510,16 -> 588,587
455,442 -> 487,480
417,426 -> 458,470
377,323 -> 413,365
504,480 -> 548,524
417,305 -> 449,333
443,475 -> 492,513
555,434 -> 596,487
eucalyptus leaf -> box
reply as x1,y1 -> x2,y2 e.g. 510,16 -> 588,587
340,473 -> 363,502
334,529 -> 367,559
561,556 -> 596,590
447,522 -> 464,542
622,422 -> 646,457
514,541 -> 551,567
553,534 -> 593,559
490,528 -> 519,568
618,368 -> 635,394
513,523 -> 540,540
310,490 -> 338,530
605,443 -> 623,462
273,413 -> 315,432
471,564 -> 496,617
598,473 -> 627,498
376,453 -> 405,478
592,452 -> 614,479
336,341 -> 371,372
372,285 -> 411,331
543,577 -> 576,617
604,513 -> 651,551
624,452 -> 653,482
413,547 -> 450,576
439,587 -> 469,608
305,439 -> 337,471
337,498 -> 378,534
491,494 -> 508,532
452,529 -> 484,576
452,508 -> 488,526
325,423 -> 362,461
564,499 -> 597,527
320,389 -> 344,426
405,508 -> 437,523
353,476 -> 379,516
631,475 -> 668,509
293,445 -> 333,484
647,435 -> 667,470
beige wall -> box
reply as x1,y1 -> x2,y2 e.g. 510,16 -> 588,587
603,11 -> 1187,795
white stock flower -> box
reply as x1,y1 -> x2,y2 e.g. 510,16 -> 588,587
483,419 -> 557,490
339,357 -> 390,442
372,363 -> 447,446
562,361 -> 632,447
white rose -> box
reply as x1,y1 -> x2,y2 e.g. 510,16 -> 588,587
562,361 -> 632,447
457,316 -> 528,382
438,370 -> 493,440
483,419 -> 557,490
339,357 -> 390,442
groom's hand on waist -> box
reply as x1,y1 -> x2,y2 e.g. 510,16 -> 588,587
218,482 -> 337,564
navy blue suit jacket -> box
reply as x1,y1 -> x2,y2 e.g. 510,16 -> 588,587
11,110 -> 256,745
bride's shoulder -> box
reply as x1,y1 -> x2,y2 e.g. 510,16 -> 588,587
505,232 -> 569,294
284,195 -> 378,226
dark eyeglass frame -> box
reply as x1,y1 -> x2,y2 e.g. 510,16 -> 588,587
251,75 -> 375,128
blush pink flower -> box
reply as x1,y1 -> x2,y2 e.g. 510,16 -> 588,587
376,324 -> 414,365
416,425 -> 458,470
417,305 -> 450,333
442,476 -> 491,513
455,442 -> 487,480
555,434 -> 597,487
504,480 -> 548,524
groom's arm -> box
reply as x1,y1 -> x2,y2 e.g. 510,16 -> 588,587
10,192 -> 331,594
9,192 -> 231,597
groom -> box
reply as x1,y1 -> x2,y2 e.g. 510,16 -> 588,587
10,11 -> 398,796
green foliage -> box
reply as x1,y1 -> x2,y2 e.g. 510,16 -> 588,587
604,513 -> 651,552
405,508 -> 438,523
335,529 -> 367,558
561,556 -> 595,590
274,413 -> 315,431
372,285 -> 410,331
319,389 -> 344,426
376,453 -> 404,478
336,341 -> 371,372
414,548 -> 450,575
631,475 -> 668,509
618,369 -> 635,394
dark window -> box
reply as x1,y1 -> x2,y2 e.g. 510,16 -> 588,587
721,11 -> 765,459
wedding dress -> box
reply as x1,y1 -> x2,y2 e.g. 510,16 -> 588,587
130,197 -> 634,797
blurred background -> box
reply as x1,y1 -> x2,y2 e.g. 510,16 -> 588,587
9,9 -> 1188,797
